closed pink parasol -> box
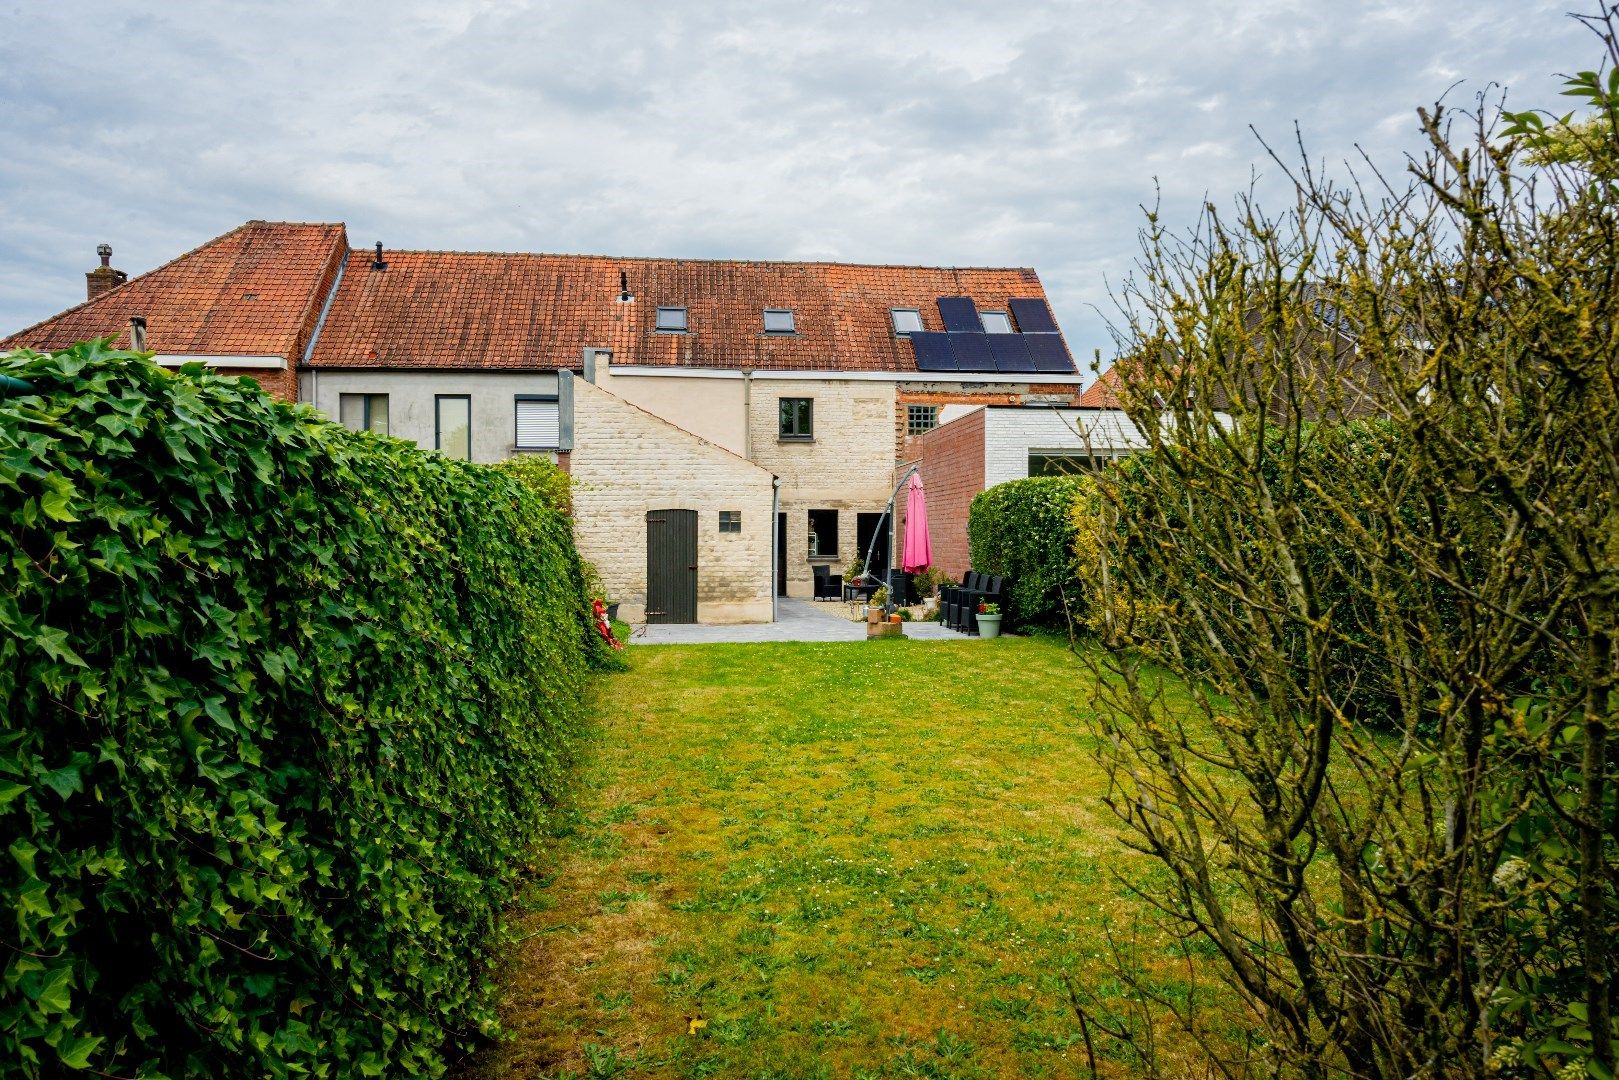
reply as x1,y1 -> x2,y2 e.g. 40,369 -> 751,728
901,471 -> 932,573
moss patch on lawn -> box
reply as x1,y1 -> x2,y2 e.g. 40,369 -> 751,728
458,637 -> 1228,1078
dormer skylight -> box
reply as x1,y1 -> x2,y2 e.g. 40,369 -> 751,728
763,308 -> 796,334
656,306 -> 688,332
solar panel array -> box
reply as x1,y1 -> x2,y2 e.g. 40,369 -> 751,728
912,295 -> 1075,375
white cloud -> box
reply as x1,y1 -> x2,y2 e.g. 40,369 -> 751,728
0,0 -> 1591,358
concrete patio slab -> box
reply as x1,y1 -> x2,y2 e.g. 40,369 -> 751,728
628,597 -> 965,645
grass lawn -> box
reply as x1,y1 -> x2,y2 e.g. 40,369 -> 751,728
460,635 -> 1215,1079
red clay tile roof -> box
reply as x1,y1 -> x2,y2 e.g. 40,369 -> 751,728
1078,366 -> 1121,406
6,220 -> 1073,375
2,221 -> 347,358
306,250 -> 1062,372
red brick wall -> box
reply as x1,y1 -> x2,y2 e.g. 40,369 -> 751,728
897,408 -> 985,580
236,366 -> 298,403
893,386 -> 1079,456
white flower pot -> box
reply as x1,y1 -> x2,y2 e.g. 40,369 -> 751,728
977,613 -> 1003,639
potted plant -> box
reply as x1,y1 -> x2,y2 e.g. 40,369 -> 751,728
976,601 -> 1003,639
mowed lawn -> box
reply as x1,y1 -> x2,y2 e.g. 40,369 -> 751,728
462,636 -> 1211,1079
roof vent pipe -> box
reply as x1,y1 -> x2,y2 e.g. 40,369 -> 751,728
372,242 -> 387,271
129,315 -> 147,352
97,243 -> 113,268
618,269 -> 632,302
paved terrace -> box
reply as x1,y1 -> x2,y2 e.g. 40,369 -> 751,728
629,598 -> 963,644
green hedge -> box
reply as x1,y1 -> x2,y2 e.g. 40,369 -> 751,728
1,342 -> 611,1077
967,476 -> 1093,629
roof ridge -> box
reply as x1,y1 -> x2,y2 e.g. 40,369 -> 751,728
4,220 -> 347,343
347,246 -> 1036,275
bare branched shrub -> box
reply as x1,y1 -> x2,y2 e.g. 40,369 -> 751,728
1082,13 -> 1619,1078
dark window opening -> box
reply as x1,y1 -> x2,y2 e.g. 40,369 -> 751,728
719,510 -> 741,533
779,397 -> 813,440
807,509 -> 839,558
1028,452 -> 1110,477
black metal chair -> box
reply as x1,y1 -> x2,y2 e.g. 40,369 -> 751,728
812,565 -> 843,600
946,572 -> 975,632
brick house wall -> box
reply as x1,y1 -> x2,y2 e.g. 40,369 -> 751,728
982,407 -> 1144,487
901,408 -> 986,581
894,382 -> 1080,457
569,379 -> 775,624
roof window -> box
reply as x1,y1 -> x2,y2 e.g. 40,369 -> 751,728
981,311 -> 1013,334
656,306 -> 689,332
763,308 -> 796,334
890,308 -> 923,336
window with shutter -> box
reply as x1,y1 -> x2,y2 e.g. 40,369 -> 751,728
515,396 -> 560,450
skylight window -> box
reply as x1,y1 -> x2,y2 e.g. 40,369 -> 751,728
891,308 -> 923,335
981,311 -> 1013,334
763,308 -> 796,334
656,306 -> 688,332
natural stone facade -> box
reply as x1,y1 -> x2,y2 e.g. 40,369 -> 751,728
569,378 -> 775,624
749,378 -> 898,598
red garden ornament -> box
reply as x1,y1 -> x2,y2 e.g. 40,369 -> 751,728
592,598 -> 622,650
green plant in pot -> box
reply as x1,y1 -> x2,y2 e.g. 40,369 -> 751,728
976,600 -> 1003,639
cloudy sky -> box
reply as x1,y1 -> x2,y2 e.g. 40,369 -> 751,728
0,1 -> 1593,364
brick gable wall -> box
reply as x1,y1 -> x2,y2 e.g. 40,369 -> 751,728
899,409 -> 986,581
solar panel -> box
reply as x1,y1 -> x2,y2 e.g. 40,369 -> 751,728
948,332 -> 995,372
1024,333 -> 1075,373
937,296 -> 984,333
1008,298 -> 1059,334
910,332 -> 957,372
988,333 -> 1034,373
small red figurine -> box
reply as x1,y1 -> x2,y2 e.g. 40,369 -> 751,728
592,598 -> 623,650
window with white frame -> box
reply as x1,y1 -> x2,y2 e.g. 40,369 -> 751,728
981,311 -> 1013,334
890,308 -> 923,335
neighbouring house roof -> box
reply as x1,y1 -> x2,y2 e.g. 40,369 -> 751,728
1078,366 -> 1121,406
6,220 -> 1073,376
1,221 -> 348,359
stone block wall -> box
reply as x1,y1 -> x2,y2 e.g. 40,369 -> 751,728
569,379 -> 775,624
749,379 -> 897,597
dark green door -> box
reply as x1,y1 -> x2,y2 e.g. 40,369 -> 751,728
646,509 -> 698,624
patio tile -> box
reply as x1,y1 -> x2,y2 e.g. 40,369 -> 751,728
628,598 -> 963,644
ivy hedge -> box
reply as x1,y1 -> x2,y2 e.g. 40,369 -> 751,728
966,475 -> 1093,629
1,342 -> 613,1077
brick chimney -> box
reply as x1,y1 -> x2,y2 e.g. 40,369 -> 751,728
86,243 -> 127,301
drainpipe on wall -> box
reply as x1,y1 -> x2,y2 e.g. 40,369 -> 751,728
771,475 -> 781,622
743,368 -> 754,460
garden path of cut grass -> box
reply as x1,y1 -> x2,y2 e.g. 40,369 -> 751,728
461,636 -> 1219,1079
